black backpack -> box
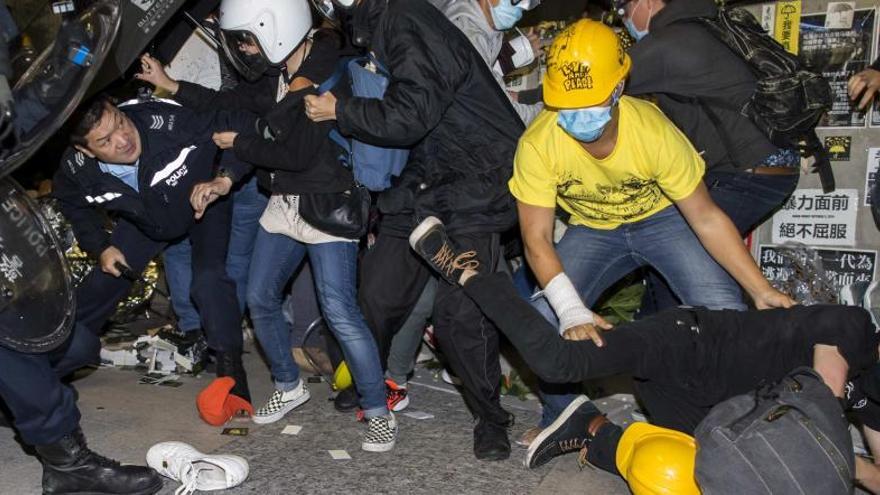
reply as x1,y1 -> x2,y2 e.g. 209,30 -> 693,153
698,8 -> 836,191
694,367 -> 854,494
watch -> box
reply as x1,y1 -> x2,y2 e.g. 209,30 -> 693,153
215,167 -> 236,182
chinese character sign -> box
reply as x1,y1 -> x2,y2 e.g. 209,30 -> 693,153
760,245 -> 876,294
775,1 -> 802,54
772,188 -> 858,246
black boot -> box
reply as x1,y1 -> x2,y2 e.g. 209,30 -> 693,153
34,427 -> 162,495
474,417 -> 511,461
333,387 -> 359,412
215,351 -> 251,403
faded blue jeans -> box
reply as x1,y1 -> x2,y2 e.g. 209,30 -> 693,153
246,227 -> 387,418
535,205 -> 746,426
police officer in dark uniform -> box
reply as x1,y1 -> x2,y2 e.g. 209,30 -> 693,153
0,94 -> 254,494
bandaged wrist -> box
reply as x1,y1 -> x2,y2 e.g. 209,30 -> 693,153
508,33 -> 536,69
543,272 -> 594,334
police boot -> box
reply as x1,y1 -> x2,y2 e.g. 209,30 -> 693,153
215,351 -> 251,403
34,427 -> 163,495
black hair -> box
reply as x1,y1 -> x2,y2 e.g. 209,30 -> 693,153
69,94 -> 118,147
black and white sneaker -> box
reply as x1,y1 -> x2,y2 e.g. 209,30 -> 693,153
408,216 -> 479,284
362,413 -> 398,452
525,395 -> 605,469
252,381 -> 310,425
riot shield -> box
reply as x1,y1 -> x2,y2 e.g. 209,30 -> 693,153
0,177 -> 75,352
0,1 -> 121,178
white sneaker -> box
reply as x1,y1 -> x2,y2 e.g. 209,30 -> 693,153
146,441 -> 248,495
252,380 -> 310,424
362,413 -> 398,452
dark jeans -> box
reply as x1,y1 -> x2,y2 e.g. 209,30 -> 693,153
460,272 -> 871,472
640,170 -> 799,315
359,233 -> 510,425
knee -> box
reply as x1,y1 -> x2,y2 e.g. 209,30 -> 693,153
246,284 -> 281,316
320,295 -> 367,341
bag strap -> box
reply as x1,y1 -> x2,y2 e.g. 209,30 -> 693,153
318,56 -> 359,95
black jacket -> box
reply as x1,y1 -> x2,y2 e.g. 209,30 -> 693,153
52,99 -> 255,257
337,0 -> 524,237
174,29 -> 354,195
626,0 -> 778,172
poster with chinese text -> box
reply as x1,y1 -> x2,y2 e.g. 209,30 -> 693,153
772,188 -> 859,246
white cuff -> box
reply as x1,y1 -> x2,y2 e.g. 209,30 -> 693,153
543,272 -> 594,335
508,34 -> 535,69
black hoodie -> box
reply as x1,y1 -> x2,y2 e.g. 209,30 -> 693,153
626,0 -> 779,172
335,0 -> 524,237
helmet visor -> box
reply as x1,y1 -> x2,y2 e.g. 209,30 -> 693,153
310,0 -> 338,22
219,29 -> 271,82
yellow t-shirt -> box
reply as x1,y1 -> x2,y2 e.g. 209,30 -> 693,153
509,96 -> 705,230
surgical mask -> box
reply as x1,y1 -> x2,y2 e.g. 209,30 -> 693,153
623,0 -> 652,41
557,86 -> 623,143
490,0 -> 524,31
624,17 -> 649,40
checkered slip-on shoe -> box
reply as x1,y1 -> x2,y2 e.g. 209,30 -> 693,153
252,381 -> 310,425
362,413 -> 398,452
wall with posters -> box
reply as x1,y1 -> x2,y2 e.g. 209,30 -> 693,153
749,0 -> 880,294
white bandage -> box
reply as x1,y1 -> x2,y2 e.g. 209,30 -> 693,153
508,33 -> 535,69
543,272 -> 594,335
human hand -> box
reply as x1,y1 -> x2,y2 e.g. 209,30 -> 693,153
99,246 -> 128,277
190,177 -> 233,219
212,131 -> 238,150
752,287 -> 797,309
134,53 -> 180,95
304,92 -> 338,122
562,314 -> 613,347
848,68 -> 880,110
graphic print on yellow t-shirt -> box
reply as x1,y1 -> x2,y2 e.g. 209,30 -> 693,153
509,96 -> 705,230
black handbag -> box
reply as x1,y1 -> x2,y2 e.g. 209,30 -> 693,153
298,185 -> 370,239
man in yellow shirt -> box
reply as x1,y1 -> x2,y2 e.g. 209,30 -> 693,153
508,20 -> 794,439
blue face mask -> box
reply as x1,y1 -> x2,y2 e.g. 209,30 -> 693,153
624,17 -> 649,41
490,0 -> 524,31
557,106 -> 613,143
623,0 -> 651,41
557,87 -> 623,143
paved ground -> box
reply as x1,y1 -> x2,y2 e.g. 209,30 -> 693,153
0,341 -> 631,494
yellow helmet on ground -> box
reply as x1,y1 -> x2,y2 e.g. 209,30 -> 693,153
616,422 -> 700,495
543,19 -> 631,109
331,361 -> 352,391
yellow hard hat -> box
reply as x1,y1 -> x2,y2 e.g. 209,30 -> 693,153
543,19 -> 631,109
616,422 -> 700,495
331,361 -> 352,391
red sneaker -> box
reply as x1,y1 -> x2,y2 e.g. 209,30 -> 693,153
385,378 -> 410,412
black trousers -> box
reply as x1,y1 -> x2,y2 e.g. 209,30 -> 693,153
461,272 -> 874,470
359,233 -> 510,425
76,196 -> 243,353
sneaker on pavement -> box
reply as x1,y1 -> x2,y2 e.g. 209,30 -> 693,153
252,381 -> 310,425
525,395 -> 606,469
409,216 -> 479,284
362,413 -> 398,452
385,379 -> 410,412
516,426 -> 544,448
146,441 -> 248,494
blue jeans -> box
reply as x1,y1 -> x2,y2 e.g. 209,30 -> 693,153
640,170 -> 798,315
246,227 -> 387,418
163,176 -> 267,330
536,206 -> 746,425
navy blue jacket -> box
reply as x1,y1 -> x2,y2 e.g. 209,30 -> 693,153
52,98 -> 257,257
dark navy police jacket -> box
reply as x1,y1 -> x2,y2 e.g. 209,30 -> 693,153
52,98 -> 256,257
